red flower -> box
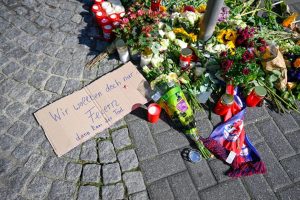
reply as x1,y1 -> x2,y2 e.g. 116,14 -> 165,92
258,37 -> 267,46
258,45 -> 266,53
220,51 -> 227,57
242,50 -> 255,62
137,9 -> 144,16
129,13 -> 136,19
221,60 -> 234,72
122,18 -> 129,24
242,68 -> 250,75
184,6 -> 195,12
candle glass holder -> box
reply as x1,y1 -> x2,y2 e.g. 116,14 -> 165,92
180,48 -> 193,70
140,47 -> 153,67
151,0 -> 161,11
246,86 -> 267,107
214,94 -> 234,116
148,103 -> 161,123
115,39 -> 130,63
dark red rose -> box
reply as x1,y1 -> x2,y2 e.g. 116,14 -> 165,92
242,68 -> 250,75
242,50 -> 255,62
220,51 -> 227,57
221,60 -> 234,72
258,37 -> 267,46
258,45 -> 266,53
248,41 -> 255,48
184,6 -> 195,12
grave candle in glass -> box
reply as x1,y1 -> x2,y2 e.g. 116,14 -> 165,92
214,94 -> 234,116
95,11 -> 105,26
115,39 -> 130,63
246,86 -> 267,107
140,47 -> 153,67
102,25 -> 113,41
180,48 -> 193,70
100,17 -> 111,27
112,21 -> 121,28
151,0 -> 161,11
91,4 -> 101,15
109,14 -> 119,23
94,0 -> 103,5
147,103 -> 161,123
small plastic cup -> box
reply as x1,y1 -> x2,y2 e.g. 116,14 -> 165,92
147,103 -> 161,123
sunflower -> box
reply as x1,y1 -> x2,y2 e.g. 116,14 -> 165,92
217,30 -> 227,44
173,28 -> 188,36
197,4 -> 206,13
225,30 -> 237,42
188,33 -> 197,42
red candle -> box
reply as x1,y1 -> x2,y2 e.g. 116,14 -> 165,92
95,11 -> 106,25
102,24 -> 113,41
148,103 -> 161,123
109,14 -> 119,22
100,17 -> 111,27
151,0 -> 161,11
180,48 -> 193,70
94,0 -> 103,5
214,94 -> 234,116
246,86 -> 266,107
118,12 -> 125,18
91,4 -> 101,14
112,21 -> 121,28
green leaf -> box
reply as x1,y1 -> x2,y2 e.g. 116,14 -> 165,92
268,74 -> 278,82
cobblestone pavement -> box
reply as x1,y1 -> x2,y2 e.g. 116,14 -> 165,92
0,0 -> 300,199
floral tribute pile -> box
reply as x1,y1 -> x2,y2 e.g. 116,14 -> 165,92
90,0 -> 300,177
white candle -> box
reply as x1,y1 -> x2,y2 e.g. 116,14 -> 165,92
115,39 -> 130,63
140,48 -> 153,67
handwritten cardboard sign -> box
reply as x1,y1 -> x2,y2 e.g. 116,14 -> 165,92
35,62 -> 149,157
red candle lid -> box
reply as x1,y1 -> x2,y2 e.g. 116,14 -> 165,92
101,18 -> 109,23
96,11 -> 104,18
109,14 -> 118,20
92,4 -> 100,13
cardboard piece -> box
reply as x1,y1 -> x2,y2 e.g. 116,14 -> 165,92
35,62 -> 149,157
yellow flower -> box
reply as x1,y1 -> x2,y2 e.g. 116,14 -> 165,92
227,41 -> 235,49
188,33 -> 197,42
197,4 -> 206,13
225,29 -> 237,42
217,30 -> 227,44
282,13 -> 298,28
173,28 -> 188,36
160,6 -> 167,12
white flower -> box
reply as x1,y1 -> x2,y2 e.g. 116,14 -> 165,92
158,22 -> 165,29
142,66 -> 150,74
159,39 -> 170,51
166,31 -> 176,41
151,54 -> 164,68
158,30 -> 165,37
205,43 -> 227,54
175,39 -> 188,49
182,11 -> 198,25
171,12 -> 180,20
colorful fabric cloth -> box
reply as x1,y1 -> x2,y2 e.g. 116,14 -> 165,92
202,108 -> 266,177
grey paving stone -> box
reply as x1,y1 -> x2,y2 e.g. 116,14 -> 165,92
277,183 -> 300,200
25,176 -> 52,199
66,63 -> 83,79
268,110 -> 299,134
16,33 -> 35,50
0,96 -> 9,110
256,142 -> 292,191
168,171 -> 200,200
12,142 -> 34,162
199,180 -> 250,200
195,110 -> 208,120
0,134 -> 19,153
111,128 -> 131,150
2,61 -> 20,76
195,118 -> 214,138
208,158 -> 231,183
3,26 -> 22,40
256,119 -> 295,160
148,113 -> 171,134
29,39 -> 48,54
24,153 -> 47,173
285,130 -> 300,153
94,129 -> 110,140
40,140 -> 56,156
103,163 -> 121,185
81,164 -> 101,183
56,48 -> 74,61
117,149 -> 139,172
110,119 -> 127,130
280,154 -> 300,182
13,68 -> 32,83
51,31 -> 66,44
148,179 -> 174,200
62,79 -> 81,94
154,129 -> 189,154
35,15 -> 51,27
0,79 -> 18,95
63,145 -> 81,160
102,183 -> 125,200
27,90 -> 51,108
44,42 -> 61,56
5,167 -> 31,193
51,61 -> 71,76
8,83 -> 33,102
28,70 -> 49,89
244,123 -> 263,144
44,75 -> 66,94
0,157 -> 17,178
6,48 -> 27,60
98,140 -> 117,164
123,171 -> 146,194
127,119 -> 158,161
80,140 -> 98,162
185,159 -> 217,191
244,106 -> 269,124
7,120 -> 30,138
129,191 -> 149,200
83,66 -> 98,80
19,53 -> 39,69
0,115 -> 11,135
242,174 -> 278,200
140,150 -> 186,184
5,102 -> 26,118
63,35 -> 79,47
42,156 -> 68,178
36,56 -> 56,72
48,180 -> 76,200
21,21 -> 39,35
65,162 -> 82,182
78,186 -> 99,200
19,106 -> 39,126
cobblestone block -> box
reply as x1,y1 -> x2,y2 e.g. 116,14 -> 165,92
66,64 -> 83,79
80,140 -> 98,162
6,167 -> 31,193
195,110 -> 208,120
63,145 -> 81,160
280,154 -> 300,182
256,119 -> 295,160
244,106 -> 269,124
81,164 -> 101,183
244,123 -> 263,144
168,171 -> 200,200
44,75 -> 66,94
148,179 -> 174,200
208,159 -> 231,183
140,150 -> 186,184
199,180 -> 250,200
19,53 -> 38,69
0,96 -> 9,110
35,15 -> 51,27
148,113 -> 171,134
153,129 -> 189,154
12,142 -> 34,162
277,183 -> 300,200
2,61 -> 20,76
0,79 -> 18,95
102,163 -> 121,184
5,102 -> 26,118
242,174 -> 277,200
0,134 -> 19,153
28,70 -> 48,89
123,171 -> 146,194
13,67 -> 32,83
48,180 -> 76,200
208,111 -> 222,126
3,26 -> 22,39
21,22 -> 38,35
7,120 -> 30,138
0,157 -> 16,178
25,176 -> 52,199
268,110 -> 299,134
16,34 -> 35,50
286,130 -> 300,153
51,31 -> 66,44
129,191 -> 149,200
62,79 -> 81,94
6,48 -> 27,60
51,61 -> 71,76
83,66 -> 98,80
78,186 -> 99,200
19,106 -> 39,126
127,119 -> 158,161
111,128 -> 131,150
24,153 -> 46,172
44,42 -> 61,56
71,14 -> 82,23
27,90 -> 51,108
0,115 -> 11,135
117,149 -> 139,172
42,156 -> 68,178
185,160 -> 217,191
102,183 -> 124,200
110,119 -> 127,130
65,162 -> 82,182
98,140 -> 116,163
256,142 -> 291,191
36,56 -> 56,72
8,83 -> 33,102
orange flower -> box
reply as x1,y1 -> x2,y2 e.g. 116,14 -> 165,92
293,58 -> 300,68
282,13 -> 298,27
160,6 -> 167,12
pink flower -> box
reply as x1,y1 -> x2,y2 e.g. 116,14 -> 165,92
129,13 -> 136,19
122,18 -> 129,24
137,9 -> 144,16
